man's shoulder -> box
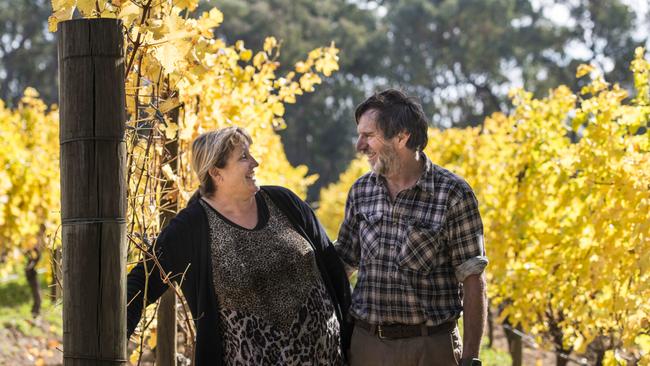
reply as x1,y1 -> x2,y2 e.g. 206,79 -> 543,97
430,164 -> 476,197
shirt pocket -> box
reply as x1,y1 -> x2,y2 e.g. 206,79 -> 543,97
397,221 -> 444,273
358,211 -> 382,261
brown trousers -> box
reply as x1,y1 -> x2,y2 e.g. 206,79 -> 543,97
348,324 -> 462,366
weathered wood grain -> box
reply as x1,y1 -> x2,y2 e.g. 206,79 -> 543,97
59,18 -> 127,366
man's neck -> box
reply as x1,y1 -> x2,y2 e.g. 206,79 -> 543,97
382,152 -> 424,200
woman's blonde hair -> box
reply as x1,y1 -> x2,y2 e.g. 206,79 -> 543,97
191,126 -> 253,197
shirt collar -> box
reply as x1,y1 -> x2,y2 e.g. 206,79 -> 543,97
414,151 -> 435,194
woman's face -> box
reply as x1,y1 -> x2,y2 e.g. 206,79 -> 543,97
213,142 -> 259,197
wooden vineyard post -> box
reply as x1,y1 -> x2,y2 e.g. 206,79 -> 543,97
156,102 -> 180,366
58,19 -> 127,366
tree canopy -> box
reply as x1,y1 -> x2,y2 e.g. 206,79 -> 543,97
215,0 -> 646,199
1,0 -> 646,199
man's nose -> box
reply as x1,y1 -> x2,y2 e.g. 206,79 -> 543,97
356,137 -> 366,152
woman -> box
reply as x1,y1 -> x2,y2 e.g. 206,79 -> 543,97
127,127 -> 351,365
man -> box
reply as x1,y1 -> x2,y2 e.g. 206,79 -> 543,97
336,89 -> 488,366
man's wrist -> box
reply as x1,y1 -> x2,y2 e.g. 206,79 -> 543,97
460,358 -> 482,366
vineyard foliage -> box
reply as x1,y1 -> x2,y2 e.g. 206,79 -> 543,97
49,0 -> 339,225
48,0 -> 339,360
317,50 -> 650,364
0,89 -> 59,276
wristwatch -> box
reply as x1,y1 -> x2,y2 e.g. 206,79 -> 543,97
460,358 -> 482,366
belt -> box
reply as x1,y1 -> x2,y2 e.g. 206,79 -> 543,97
354,318 -> 456,340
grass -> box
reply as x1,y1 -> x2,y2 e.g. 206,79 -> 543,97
458,318 -> 512,366
0,275 -> 62,338
481,338 -> 512,366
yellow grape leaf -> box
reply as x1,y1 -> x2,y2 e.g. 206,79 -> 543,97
272,117 -> 287,130
602,350 -> 626,366
636,334 -> 650,353
159,97 -> 180,113
48,0 -> 76,32
308,48 -> 322,60
100,6 -> 118,18
263,37 -> 277,53
147,329 -> 157,349
294,61 -> 309,73
253,52 -> 268,69
23,87 -> 39,98
162,122 -> 178,139
315,55 -> 339,77
576,64 -> 595,78
271,102 -> 284,117
299,72 -> 321,92
51,0 -> 74,9
161,163 -> 177,180
240,49 -> 253,62
154,42 -> 185,73
129,349 -> 141,365
76,0 -> 95,16
175,0 -> 200,11
156,11 -> 191,42
199,8 -> 223,29
118,1 -> 141,26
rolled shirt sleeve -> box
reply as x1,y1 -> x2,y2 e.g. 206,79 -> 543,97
446,189 -> 488,282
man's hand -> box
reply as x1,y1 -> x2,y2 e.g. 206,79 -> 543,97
343,262 -> 356,279
461,272 -> 487,360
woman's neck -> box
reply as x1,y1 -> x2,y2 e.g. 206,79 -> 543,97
203,190 -> 256,215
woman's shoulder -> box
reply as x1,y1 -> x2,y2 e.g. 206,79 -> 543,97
162,199 -> 207,235
260,185 -> 305,208
260,185 -> 300,199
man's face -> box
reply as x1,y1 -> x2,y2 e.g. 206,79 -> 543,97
356,110 -> 399,176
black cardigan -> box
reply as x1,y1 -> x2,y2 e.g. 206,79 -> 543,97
126,186 -> 351,365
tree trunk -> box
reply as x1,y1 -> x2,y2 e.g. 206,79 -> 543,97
548,314 -> 572,366
487,301 -> 494,347
59,18 -> 127,366
556,354 -> 569,366
504,322 -> 523,366
24,246 -> 42,317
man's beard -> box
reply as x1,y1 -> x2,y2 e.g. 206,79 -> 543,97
370,142 -> 399,176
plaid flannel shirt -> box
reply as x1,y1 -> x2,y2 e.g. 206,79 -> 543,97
336,153 -> 488,325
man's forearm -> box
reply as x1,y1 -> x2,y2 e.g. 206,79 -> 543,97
462,272 -> 487,360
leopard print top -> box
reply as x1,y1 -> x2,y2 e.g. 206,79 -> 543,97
200,193 -> 343,366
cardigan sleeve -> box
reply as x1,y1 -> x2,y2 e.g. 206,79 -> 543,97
126,217 -> 192,337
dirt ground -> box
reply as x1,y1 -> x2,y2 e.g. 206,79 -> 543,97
0,318 -> 62,366
0,314 -> 587,366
